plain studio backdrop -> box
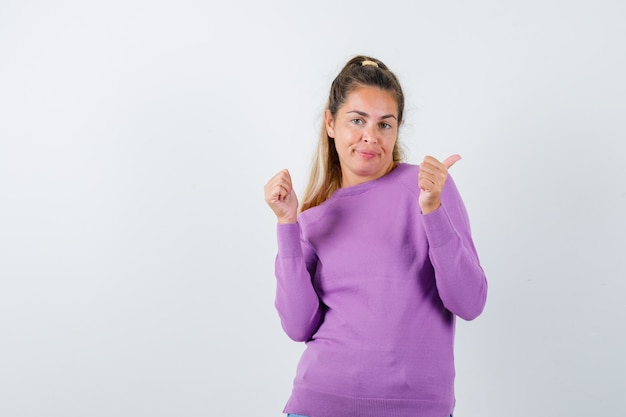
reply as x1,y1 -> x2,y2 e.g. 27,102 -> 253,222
1,1 -> 625,416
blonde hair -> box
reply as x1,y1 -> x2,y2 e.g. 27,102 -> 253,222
300,56 -> 405,212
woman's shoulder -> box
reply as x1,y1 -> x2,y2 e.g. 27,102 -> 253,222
393,162 -> 420,193
396,162 -> 419,177
297,194 -> 336,227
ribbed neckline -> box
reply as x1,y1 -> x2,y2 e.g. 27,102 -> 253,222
329,163 -> 410,199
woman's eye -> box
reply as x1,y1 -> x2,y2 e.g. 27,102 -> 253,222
380,122 -> 391,129
351,119 -> 363,125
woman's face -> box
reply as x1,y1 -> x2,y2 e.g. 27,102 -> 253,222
325,85 -> 399,187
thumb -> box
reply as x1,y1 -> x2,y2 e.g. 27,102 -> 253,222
443,154 -> 462,170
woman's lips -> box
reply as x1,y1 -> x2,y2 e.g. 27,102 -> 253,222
356,150 -> 377,159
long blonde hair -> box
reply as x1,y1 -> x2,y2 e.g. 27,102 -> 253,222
300,55 -> 406,212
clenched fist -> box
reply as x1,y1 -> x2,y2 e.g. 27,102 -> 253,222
264,169 -> 298,224
418,154 -> 461,214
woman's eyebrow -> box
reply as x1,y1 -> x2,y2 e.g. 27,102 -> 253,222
346,110 -> 397,120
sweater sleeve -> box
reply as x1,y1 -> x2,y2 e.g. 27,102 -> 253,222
274,223 -> 323,342
421,175 -> 488,321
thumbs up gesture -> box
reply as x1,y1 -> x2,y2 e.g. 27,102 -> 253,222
418,154 -> 461,214
264,169 -> 299,224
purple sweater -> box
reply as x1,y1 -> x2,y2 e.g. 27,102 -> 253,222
274,163 -> 487,417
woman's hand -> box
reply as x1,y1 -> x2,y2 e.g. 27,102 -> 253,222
264,169 -> 299,224
418,154 -> 461,214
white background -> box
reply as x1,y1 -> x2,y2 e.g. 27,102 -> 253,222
1,1 -> 625,416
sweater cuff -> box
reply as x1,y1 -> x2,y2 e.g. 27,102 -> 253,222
422,204 -> 457,249
277,223 -> 303,258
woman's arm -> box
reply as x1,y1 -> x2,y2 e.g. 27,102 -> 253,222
422,175 -> 488,321
274,223 -> 323,341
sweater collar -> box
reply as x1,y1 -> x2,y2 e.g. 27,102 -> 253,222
330,163 -> 408,198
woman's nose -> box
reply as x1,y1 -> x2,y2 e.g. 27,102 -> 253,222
362,126 -> 377,143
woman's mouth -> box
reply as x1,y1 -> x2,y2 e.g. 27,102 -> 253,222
356,150 -> 377,159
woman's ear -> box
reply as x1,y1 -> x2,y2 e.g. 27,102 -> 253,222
324,109 -> 335,138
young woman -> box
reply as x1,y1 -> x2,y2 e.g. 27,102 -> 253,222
264,55 -> 488,417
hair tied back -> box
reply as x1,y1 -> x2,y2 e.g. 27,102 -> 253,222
361,60 -> 379,67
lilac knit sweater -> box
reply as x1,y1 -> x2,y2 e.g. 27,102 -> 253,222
274,163 -> 487,417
